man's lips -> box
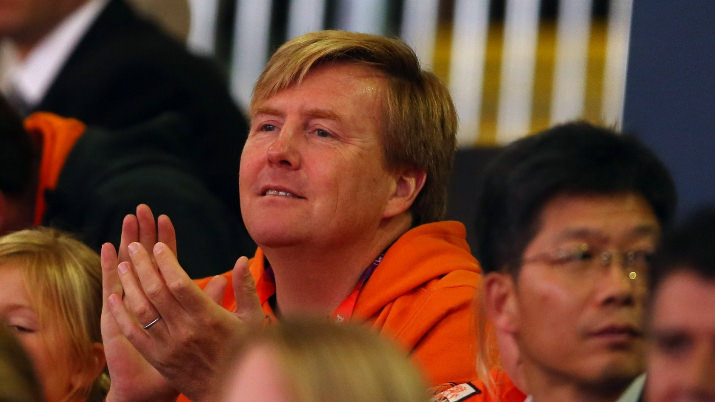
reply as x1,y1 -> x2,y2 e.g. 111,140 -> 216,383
588,325 -> 643,342
260,186 -> 305,199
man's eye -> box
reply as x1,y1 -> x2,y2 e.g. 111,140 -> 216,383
315,128 -> 332,138
654,332 -> 691,357
260,124 -> 276,132
557,249 -> 594,263
573,250 -> 594,261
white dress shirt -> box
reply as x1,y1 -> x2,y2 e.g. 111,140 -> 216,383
0,0 -> 109,108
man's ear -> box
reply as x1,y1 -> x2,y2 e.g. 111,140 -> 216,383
484,272 -> 520,334
70,342 -> 107,394
383,168 -> 426,219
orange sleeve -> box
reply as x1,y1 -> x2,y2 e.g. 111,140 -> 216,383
405,277 -> 479,385
23,112 -> 85,225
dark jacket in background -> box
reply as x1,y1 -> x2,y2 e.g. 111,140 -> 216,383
42,113 -> 251,278
31,0 -> 252,257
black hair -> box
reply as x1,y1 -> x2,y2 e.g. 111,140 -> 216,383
474,121 -> 677,275
650,206 -> 715,294
0,96 -> 36,196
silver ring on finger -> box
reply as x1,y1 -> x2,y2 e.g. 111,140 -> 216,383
143,315 -> 162,330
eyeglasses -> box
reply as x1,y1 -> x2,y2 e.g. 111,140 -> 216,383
521,243 -> 653,281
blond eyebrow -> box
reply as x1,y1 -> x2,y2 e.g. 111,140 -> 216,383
303,107 -> 342,122
251,106 -> 283,118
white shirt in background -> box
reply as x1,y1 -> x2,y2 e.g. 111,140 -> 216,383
0,0 -> 109,107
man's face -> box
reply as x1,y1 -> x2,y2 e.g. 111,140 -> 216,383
512,193 -> 659,390
239,63 -> 401,251
646,270 -> 715,402
0,0 -> 86,45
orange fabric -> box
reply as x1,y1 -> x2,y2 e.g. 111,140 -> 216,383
23,112 -> 85,225
195,221 -> 483,387
490,369 -> 527,402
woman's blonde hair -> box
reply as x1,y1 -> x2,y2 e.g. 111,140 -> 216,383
252,30 -> 457,226
0,227 -> 108,401
222,318 -> 431,402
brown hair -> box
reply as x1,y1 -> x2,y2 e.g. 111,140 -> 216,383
252,30 -> 457,225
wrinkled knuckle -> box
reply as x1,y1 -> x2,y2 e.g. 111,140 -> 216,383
145,283 -> 164,299
167,279 -> 190,297
241,282 -> 257,295
125,328 -> 144,344
134,303 -> 154,319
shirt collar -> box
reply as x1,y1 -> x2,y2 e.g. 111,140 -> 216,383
524,373 -> 645,402
1,0 -> 109,106
616,374 -> 646,402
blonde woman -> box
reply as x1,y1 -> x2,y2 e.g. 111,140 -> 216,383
217,318 -> 430,402
0,227 -> 108,401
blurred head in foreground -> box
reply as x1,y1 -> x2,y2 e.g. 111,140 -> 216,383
217,318 -> 430,402
646,207 -> 715,402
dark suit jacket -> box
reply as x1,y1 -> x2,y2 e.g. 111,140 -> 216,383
43,113 -> 252,278
31,0 -> 254,256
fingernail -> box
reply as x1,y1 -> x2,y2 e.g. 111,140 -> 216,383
154,242 -> 165,254
128,242 -> 139,255
118,262 -> 130,274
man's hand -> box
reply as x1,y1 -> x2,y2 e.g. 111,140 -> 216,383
104,205 -> 263,400
101,241 -> 177,402
118,203 -> 177,263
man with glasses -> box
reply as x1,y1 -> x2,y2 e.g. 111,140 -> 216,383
471,121 -> 676,402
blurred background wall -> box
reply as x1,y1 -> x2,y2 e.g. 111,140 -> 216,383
173,0 -> 631,146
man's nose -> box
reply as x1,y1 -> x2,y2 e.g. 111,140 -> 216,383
597,256 -> 639,307
267,126 -> 301,169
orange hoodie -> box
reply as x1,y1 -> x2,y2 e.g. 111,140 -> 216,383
196,221 -> 482,386
23,112 -> 85,225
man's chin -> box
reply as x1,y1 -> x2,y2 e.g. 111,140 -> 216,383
580,357 -> 643,396
249,230 -> 304,250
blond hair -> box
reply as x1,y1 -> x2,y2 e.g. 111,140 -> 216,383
474,285 -> 501,398
252,30 -> 457,225
222,318 -> 430,402
0,227 -> 108,401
